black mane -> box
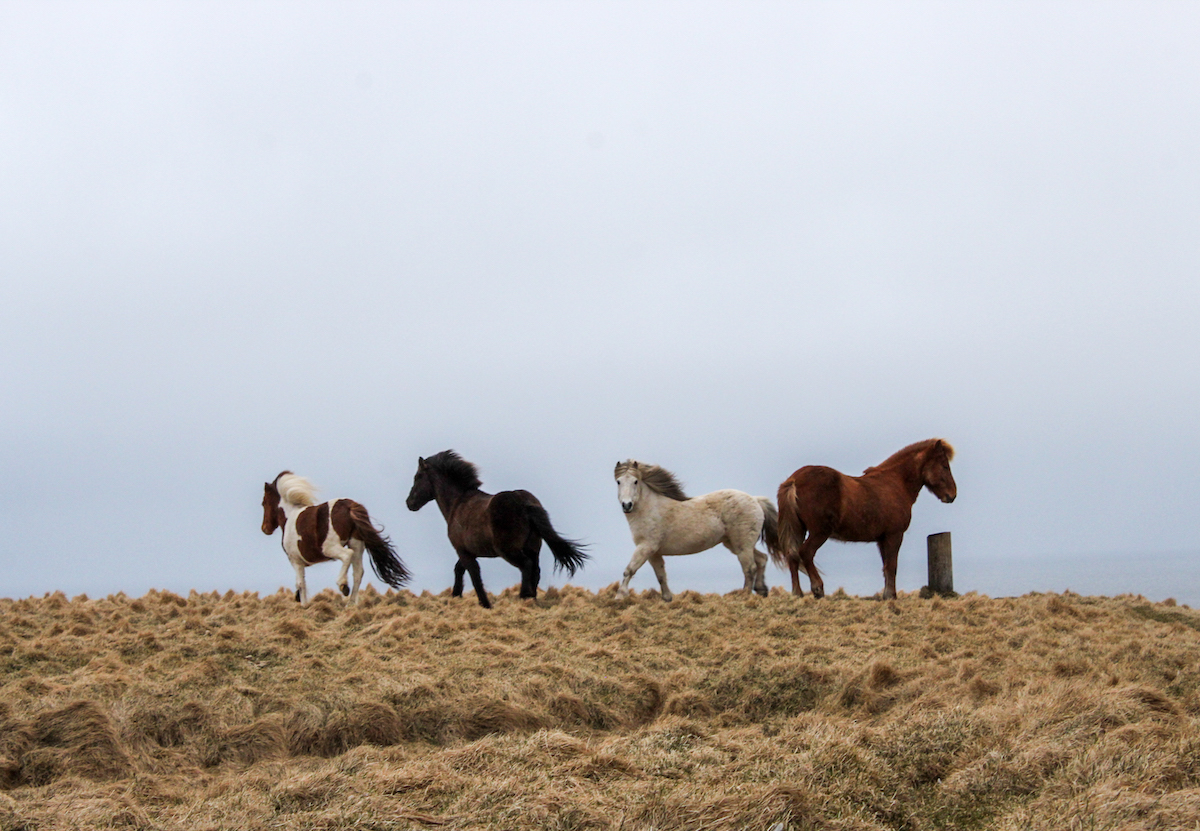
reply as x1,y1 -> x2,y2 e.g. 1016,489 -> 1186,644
425,450 -> 483,490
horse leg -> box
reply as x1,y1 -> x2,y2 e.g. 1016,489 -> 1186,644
878,533 -> 904,600
788,558 -> 804,597
451,560 -> 466,597
505,552 -> 538,599
333,550 -> 353,598
348,546 -> 364,604
293,562 -> 309,605
797,534 -> 827,599
499,550 -> 536,599
753,548 -> 769,597
525,549 -> 541,599
617,544 -> 655,599
459,551 -> 491,609
648,553 -> 673,602
723,540 -> 758,595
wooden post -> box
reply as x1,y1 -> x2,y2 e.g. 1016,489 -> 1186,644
927,532 -> 953,596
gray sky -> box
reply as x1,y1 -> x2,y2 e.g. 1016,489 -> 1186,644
2,2 -> 1198,604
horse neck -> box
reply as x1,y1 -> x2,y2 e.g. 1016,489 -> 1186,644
870,454 -> 927,503
430,473 -> 480,519
629,487 -> 674,529
279,498 -> 312,522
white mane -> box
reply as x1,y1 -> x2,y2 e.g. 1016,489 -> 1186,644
276,473 -> 317,507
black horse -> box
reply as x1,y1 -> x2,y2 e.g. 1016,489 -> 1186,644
405,451 -> 588,608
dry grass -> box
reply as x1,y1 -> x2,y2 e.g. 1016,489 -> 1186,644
2,584 -> 1200,830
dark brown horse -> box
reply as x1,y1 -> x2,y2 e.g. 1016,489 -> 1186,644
405,451 -> 588,608
770,439 -> 956,599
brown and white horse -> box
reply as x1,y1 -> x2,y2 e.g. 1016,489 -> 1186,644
261,471 -> 409,604
770,439 -> 956,600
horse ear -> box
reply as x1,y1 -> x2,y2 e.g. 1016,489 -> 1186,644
632,460 -> 639,469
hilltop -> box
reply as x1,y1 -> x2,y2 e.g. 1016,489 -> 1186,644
2,586 -> 1199,830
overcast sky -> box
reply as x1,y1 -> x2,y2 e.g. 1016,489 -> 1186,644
2,2 -> 1197,605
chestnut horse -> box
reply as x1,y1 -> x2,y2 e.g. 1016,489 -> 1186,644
262,471 -> 410,604
770,439 -> 956,599
406,451 -> 588,608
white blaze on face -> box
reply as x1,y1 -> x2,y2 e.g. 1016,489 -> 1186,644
616,471 -> 640,514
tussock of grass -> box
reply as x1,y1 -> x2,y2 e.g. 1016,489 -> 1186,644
1,587 -> 1199,829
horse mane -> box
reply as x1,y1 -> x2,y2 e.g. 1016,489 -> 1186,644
275,471 -> 317,507
864,439 -> 955,473
424,450 -> 483,490
614,460 -> 689,501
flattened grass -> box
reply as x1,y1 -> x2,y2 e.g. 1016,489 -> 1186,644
1,586 -> 1199,829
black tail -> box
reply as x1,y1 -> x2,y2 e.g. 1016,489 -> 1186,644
757,496 -> 780,557
526,504 -> 588,577
349,504 -> 410,589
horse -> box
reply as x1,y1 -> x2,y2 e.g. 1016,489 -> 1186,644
405,450 -> 588,608
261,471 -> 410,604
769,438 -> 956,600
613,460 -> 779,601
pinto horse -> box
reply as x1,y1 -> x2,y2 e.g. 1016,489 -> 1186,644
406,450 -> 587,608
262,471 -> 410,604
770,439 -> 956,600
614,460 -> 779,600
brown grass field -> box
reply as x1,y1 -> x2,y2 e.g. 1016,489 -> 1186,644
2,584 -> 1200,830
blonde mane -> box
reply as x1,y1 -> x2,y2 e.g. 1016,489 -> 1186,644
864,438 -> 955,474
275,472 -> 317,507
614,459 -> 689,501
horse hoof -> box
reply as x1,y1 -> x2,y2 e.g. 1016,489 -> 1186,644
340,584 -> 350,596
294,590 -> 301,603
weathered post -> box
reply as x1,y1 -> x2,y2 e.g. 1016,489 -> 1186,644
927,532 -> 953,596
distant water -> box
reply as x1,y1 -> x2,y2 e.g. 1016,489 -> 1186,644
652,547 -> 1200,608
955,549 -> 1200,607
813,547 -> 1200,608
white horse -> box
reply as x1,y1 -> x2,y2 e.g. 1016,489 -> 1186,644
613,460 -> 779,601
261,471 -> 409,604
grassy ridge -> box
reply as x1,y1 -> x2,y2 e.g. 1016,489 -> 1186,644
2,586 -> 1200,830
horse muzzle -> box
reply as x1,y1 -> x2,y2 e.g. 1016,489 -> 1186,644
621,502 -> 634,514
941,494 -> 956,504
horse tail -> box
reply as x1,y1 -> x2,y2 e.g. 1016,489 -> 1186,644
348,503 -> 410,589
757,496 -> 780,556
526,504 -> 588,577
773,479 -> 805,568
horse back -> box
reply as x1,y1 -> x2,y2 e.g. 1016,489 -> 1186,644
697,489 -> 763,538
785,466 -> 846,523
783,466 -> 885,541
488,489 -> 541,550
330,499 -> 358,545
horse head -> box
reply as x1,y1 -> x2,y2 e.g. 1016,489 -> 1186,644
261,480 -> 285,534
614,459 -> 642,514
406,457 -> 436,511
922,440 -> 957,504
